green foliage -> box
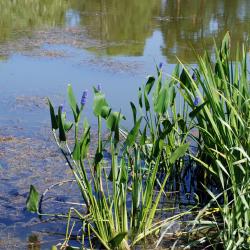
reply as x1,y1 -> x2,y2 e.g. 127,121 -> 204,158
178,33 -> 250,249
27,82 -> 190,249
170,143 -> 190,164
26,32 -> 250,250
26,185 -> 39,213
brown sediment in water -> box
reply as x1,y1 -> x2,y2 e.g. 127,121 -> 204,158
0,126 -> 88,249
0,27 -> 144,75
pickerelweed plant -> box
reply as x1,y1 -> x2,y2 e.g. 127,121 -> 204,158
126,63 -> 194,194
26,76 -> 192,249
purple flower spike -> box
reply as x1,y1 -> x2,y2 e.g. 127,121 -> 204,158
159,62 -> 163,69
97,84 -> 101,92
192,72 -> 197,81
81,90 -> 88,106
59,104 -> 64,112
194,96 -> 199,106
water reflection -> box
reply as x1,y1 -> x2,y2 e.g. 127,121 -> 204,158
159,0 -> 250,63
0,0 -> 250,62
0,0 -> 69,42
70,0 -> 161,56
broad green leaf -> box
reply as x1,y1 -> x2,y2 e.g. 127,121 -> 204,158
72,140 -> 81,161
48,99 -> 58,130
58,106 -> 66,141
100,106 -> 111,119
64,121 -> 73,132
170,143 -> 190,164
180,68 -> 191,89
125,117 -> 142,147
106,111 -> 125,132
140,126 -> 147,145
154,86 -> 168,114
153,139 -> 164,158
67,84 -> 79,122
120,158 -> 128,183
26,185 -> 39,213
130,101 -> 137,125
109,232 -> 127,249
81,125 -> 90,158
61,112 -> 73,132
145,76 -> 155,95
169,84 -> 176,106
93,91 -> 109,117
171,64 -> 180,83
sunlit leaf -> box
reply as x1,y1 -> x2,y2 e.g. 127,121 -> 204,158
125,117 -> 142,147
26,185 -> 39,213
67,84 -> 79,122
170,143 -> 189,164
93,91 -> 109,117
109,232 -> 127,248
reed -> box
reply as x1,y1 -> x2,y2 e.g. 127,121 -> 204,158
177,33 -> 250,249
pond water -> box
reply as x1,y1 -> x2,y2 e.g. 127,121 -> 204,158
1,0 -> 250,249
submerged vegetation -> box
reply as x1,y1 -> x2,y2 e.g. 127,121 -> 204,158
27,33 -> 250,249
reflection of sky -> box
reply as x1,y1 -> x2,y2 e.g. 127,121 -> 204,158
237,1 -> 250,21
66,10 -> 80,27
209,18 -> 218,34
144,30 -> 164,58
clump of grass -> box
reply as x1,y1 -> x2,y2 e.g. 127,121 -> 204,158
177,33 -> 250,249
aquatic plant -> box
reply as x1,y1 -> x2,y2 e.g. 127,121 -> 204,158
26,81 -> 190,249
127,63 -> 193,185
26,33 -> 250,249
177,33 -> 250,249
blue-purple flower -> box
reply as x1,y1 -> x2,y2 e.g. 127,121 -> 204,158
81,90 -> 88,106
97,84 -> 101,92
59,104 -> 64,112
159,62 -> 163,69
192,72 -> 197,81
193,96 -> 200,106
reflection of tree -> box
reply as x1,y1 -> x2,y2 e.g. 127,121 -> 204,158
160,0 -> 250,63
70,0 -> 161,56
0,0 -> 250,61
0,0 -> 69,43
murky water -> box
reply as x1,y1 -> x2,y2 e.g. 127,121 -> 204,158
1,0 -> 250,249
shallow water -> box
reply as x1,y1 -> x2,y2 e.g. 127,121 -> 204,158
1,0 -> 250,249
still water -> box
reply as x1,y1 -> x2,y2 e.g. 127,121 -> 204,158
0,0 -> 250,249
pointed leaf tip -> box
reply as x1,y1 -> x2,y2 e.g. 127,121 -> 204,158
26,185 -> 39,213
